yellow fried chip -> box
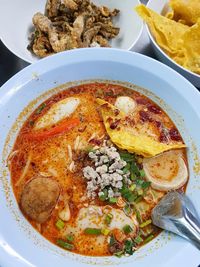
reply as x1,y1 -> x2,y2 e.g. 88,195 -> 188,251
165,10 -> 174,20
168,0 -> 200,26
135,5 -> 188,56
181,19 -> 200,74
97,98 -> 186,158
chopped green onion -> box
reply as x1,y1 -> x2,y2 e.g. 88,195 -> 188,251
129,184 -> 136,191
141,181 -> 151,189
120,186 -> 130,196
127,193 -> 138,203
136,180 -> 151,189
29,120 -> 34,126
120,152 -> 135,162
109,234 -> 116,246
99,188 -> 108,201
134,195 -> 143,203
85,146 -> 96,153
130,162 -> 140,177
136,179 -> 144,186
127,193 -> 137,202
84,228 -> 102,235
122,163 -> 130,174
57,239 -> 74,250
114,251 -> 124,257
123,203 -> 132,216
137,188 -> 144,196
123,224 -> 133,234
130,172 -> 136,180
55,219 -> 65,230
139,169 -> 145,177
139,226 -> 153,237
66,234 -> 74,242
134,235 -> 143,245
121,186 -> 137,203
124,239 -> 134,255
109,197 -> 117,204
135,208 -> 142,224
105,213 -> 113,225
143,234 -> 154,244
139,219 -> 152,228
99,194 -> 106,201
35,103 -> 46,114
101,228 -> 110,235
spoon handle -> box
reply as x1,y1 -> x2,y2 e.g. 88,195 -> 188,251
167,201 -> 200,250
183,211 -> 200,250
152,191 -> 200,250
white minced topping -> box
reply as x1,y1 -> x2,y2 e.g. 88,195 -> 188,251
83,141 -> 131,199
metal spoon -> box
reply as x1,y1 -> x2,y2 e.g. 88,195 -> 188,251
151,191 -> 200,250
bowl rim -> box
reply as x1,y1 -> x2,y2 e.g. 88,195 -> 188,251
1,47 -> 200,102
127,0 -> 144,51
146,0 -> 200,79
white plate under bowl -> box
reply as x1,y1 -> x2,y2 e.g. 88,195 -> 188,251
146,0 -> 200,88
0,48 -> 200,267
0,0 -> 143,63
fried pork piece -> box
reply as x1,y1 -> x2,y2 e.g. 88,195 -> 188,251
32,33 -> 53,57
33,13 -> 52,32
20,176 -> 60,223
61,0 -> 78,10
92,35 -> 109,47
28,0 -> 120,57
83,25 -> 101,46
33,12 -> 78,53
45,0 -> 60,17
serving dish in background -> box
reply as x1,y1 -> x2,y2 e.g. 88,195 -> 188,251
0,48 -> 200,266
146,0 -> 200,88
0,0 -> 143,63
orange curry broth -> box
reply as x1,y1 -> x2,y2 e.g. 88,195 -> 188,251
10,82 -> 187,256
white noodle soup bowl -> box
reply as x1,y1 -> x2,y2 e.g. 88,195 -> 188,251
146,0 -> 200,88
0,48 -> 200,267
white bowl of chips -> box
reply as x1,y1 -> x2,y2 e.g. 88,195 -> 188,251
136,0 -> 200,88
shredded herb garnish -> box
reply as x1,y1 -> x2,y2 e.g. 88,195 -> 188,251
144,234 -> 154,244
35,103 -> 46,114
55,219 -> 65,230
123,224 -> 133,234
66,234 -> 74,242
105,213 -> 113,225
140,219 -> 152,228
134,235 -> 143,245
109,197 -> 118,203
124,239 -> 134,255
84,228 -> 102,235
29,120 -> 35,126
57,239 -> 74,250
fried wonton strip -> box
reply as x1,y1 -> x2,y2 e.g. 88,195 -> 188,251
108,131 -> 185,158
181,19 -> 200,74
97,98 -> 185,158
168,0 -> 200,26
135,5 -> 188,56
